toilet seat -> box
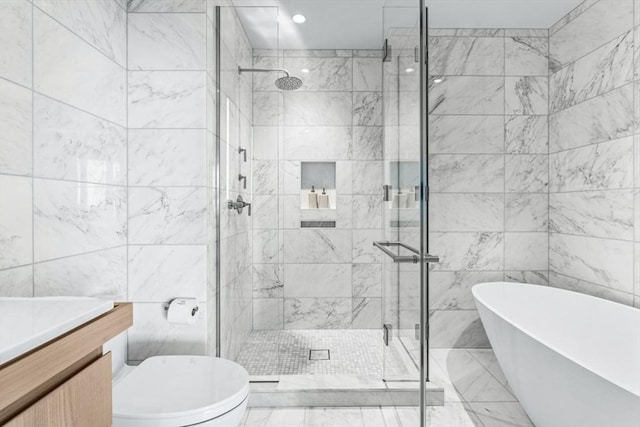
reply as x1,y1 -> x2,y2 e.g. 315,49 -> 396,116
113,356 -> 249,427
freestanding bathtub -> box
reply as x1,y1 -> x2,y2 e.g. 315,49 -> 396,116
473,282 -> 640,427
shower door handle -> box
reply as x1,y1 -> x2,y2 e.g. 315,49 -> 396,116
373,241 -> 439,264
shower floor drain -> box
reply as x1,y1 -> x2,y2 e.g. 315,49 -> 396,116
309,349 -> 330,360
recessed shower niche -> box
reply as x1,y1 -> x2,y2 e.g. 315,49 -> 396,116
300,162 -> 336,210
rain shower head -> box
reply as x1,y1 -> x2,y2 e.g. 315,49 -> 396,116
238,67 -> 303,91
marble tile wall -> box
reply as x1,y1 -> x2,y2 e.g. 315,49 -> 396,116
427,28 -> 550,348
548,0 -> 640,308
251,49 -> 384,331
0,1 -> 129,302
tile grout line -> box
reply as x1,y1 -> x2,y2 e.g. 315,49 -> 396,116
31,0 -> 35,296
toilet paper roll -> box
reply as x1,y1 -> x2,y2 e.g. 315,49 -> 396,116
167,298 -> 199,325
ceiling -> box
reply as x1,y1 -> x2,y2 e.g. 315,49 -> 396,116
231,0 -> 584,49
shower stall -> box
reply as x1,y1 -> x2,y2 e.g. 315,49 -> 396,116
214,0 -> 433,392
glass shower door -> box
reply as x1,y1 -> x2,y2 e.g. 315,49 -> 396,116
381,3 -> 434,424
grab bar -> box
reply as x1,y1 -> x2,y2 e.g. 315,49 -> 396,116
373,241 -> 439,264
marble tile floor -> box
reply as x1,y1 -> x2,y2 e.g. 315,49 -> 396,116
241,348 -> 534,426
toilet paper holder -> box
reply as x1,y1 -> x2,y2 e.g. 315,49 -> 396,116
163,298 -> 199,316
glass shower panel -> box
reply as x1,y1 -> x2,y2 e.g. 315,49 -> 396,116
381,6 -> 423,383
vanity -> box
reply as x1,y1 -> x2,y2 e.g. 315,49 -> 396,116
0,298 -> 133,426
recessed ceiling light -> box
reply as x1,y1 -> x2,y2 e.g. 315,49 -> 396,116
405,67 -> 415,73
301,68 -> 310,73
292,14 -> 306,24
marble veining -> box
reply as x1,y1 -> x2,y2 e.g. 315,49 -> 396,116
127,0 -> 206,13
284,298 -> 352,329
34,94 -> 126,185
505,155 -> 549,193
505,76 -> 548,115
429,194 -> 503,232
505,115 -> 548,154
0,0 -> 32,87
549,31 -> 634,113
128,187 -> 206,244
34,0 -> 127,67
353,92 -> 383,126
429,37 -> 504,76
253,264 -> 284,298
0,79 -> 32,176
33,179 -> 126,262
283,57 -> 352,92
283,230 -> 351,264
505,37 -> 549,76
430,232 -> 504,272
128,13 -> 206,71
505,194 -> 548,232
128,71 -> 206,128
34,9 -> 126,125
430,116 -> 503,154
429,154 -> 504,193
429,76 -> 504,115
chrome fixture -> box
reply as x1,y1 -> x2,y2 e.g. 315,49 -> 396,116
228,195 -> 251,216
238,147 -> 247,162
383,184 -> 392,202
238,67 -> 303,91
373,241 -> 439,264
238,174 -> 247,189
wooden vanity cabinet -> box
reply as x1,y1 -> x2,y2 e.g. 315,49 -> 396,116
0,303 -> 133,426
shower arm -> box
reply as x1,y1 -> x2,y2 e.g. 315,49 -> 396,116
238,67 -> 292,77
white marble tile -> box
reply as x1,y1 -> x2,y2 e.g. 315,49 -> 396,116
549,271 -> 634,306
549,83 -> 634,153
429,76 -> 503,115
253,229 -> 279,264
34,246 -> 126,299
352,297 -> 381,328
284,92 -> 351,126
352,195 -> 382,229
550,31 -> 633,113
283,127 -> 351,160
429,36 -> 504,76
351,161 -> 383,195
549,0 -> 633,72
0,79 -> 32,176
353,92 -> 383,126
253,298 -> 283,330
33,179 -> 126,261
284,298 -> 352,329
430,194 -> 503,232
505,115 -> 548,154
283,57 -> 352,92
253,160 -> 278,195
34,9 -> 126,125
352,127 -> 383,160
505,76 -> 548,115
0,0 -> 32,87
549,136 -> 633,192
353,58 -> 382,92
549,0 -> 600,36
505,37 -> 549,76
253,263 -> 283,298
284,264 -> 351,297
283,229 -> 351,263
128,71 -> 205,128
34,0 -> 127,67
429,311 -> 490,348
128,187 -> 206,244
429,29 -> 503,37
352,263 -> 382,297
430,271 -> 503,310
253,91 -> 282,126
550,190 -> 634,240
352,229 -> 382,263
128,245 -> 206,302
305,408 -> 364,427
33,94 -> 126,184
504,270 -> 549,286
251,195 -> 278,230
128,302 -> 207,361
0,265 -> 33,297
505,232 -> 548,270
505,154 -> 548,193
253,126 -> 279,160
549,233 -> 634,293
0,175 -> 32,269
244,408 -> 306,427
430,232 -> 504,271
127,0 -> 206,12
430,116 -> 503,154
128,13 -> 206,70
128,129 -> 205,186
505,193 -> 548,232
429,154 -> 504,193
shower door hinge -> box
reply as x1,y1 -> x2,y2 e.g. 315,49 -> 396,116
383,324 -> 393,346
383,39 -> 392,63
414,46 -> 419,63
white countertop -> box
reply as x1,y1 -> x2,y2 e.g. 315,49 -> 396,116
0,297 -> 114,366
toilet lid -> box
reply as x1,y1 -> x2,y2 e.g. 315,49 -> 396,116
113,356 -> 249,427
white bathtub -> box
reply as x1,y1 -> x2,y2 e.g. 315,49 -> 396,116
472,282 -> 640,427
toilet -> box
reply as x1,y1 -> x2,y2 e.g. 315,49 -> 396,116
112,355 -> 249,427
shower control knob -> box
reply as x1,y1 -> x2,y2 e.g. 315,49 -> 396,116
228,195 -> 251,216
